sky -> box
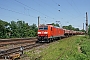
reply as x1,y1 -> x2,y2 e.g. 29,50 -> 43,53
0,0 -> 90,30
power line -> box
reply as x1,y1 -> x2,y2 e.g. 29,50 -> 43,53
0,6 -> 47,24
51,0 -> 84,22
50,0 -> 75,26
39,0 -> 61,14
51,0 -> 85,26
38,0 -> 62,20
0,6 -> 37,18
52,0 -> 60,6
0,7 -> 46,22
0,7 -> 45,21
14,0 -> 55,20
72,0 -> 82,15
65,0 -> 80,14
51,0 -> 75,18
33,0 -> 57,19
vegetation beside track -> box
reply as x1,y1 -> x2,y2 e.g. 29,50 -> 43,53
0,20 -> 38,38
0,19 -> 86,39
24,36 -> 90,60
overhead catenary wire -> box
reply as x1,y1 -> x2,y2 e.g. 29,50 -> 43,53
52,0 -> 60,6
0,6 -> 48,22
33,0 -> 57,20
65,0 -> 81,15
38,0 -> 65,24
0,0 -> 85,27
72,0 -> 82,15
51,0 -> 76,25
64,0 -> 85,22
52,0 -> 83,18
14,0 -> 55,20
51,0 -> 84,20
51,0 -> 85,29
38,0 -> 62,20
51,0 -> 75,18
39,0 -> 59,11
0,6 -> 37,18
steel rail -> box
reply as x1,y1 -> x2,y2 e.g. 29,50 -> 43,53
0,37 -> 36,42
0,43 -> 42,58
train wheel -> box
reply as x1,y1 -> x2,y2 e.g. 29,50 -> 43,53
47,39 -> 50,43
59,37 -> 61,40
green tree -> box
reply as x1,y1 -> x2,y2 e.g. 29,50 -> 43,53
28,30 -> 35,37
10,21 -> 38,38
63,25 -> 81,31
74,28 -> 79,31
10,21 -> 19,38
30,24 -> 38,36
68,25 -> 73,30
63,26 -> 68,29
52,23 -> 60,27
0,20 -> 38,38
63,25 -> 74,30
0,20 -> 10,38
80,29 -> 85,32
88,24 -> 90,38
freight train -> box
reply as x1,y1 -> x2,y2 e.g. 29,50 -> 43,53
37,24 -> 84,42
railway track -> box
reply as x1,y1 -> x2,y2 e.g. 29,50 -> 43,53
0,37 -> 68,59
0,38 -> 37,47
0,37 -> 36,42
0,37 -> 39,59
0,43 -> 43,59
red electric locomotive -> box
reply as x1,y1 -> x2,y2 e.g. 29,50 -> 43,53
37,24 -> 85,42
38,24 -> 64,42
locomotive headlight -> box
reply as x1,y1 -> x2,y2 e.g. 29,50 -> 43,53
44,32 -> 48,34
38,32 -> 41,34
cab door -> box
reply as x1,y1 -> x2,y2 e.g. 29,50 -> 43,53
50,27 -> 53,37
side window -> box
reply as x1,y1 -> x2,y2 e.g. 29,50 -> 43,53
51,27 -> 52,31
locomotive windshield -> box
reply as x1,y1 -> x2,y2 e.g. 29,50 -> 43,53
39,26 -> 48,30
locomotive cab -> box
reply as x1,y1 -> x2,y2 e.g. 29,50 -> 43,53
38,25 -> 48,42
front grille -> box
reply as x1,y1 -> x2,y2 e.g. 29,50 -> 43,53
38,36 -> 48,40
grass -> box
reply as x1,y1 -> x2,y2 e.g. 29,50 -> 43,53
24,35 -> 90,60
